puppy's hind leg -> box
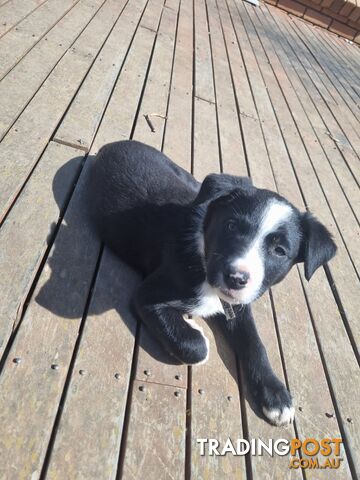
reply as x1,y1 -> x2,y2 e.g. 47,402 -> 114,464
133,273 -> 209,365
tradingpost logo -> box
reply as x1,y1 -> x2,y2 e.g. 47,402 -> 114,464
197,437 -> 344,470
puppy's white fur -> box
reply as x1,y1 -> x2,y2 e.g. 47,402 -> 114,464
263,405 -> 295,426
230,201 -> 293,304
183,316 -> 210,365
190,282 -> 224,318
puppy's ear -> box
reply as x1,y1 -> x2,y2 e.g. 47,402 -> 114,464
297,212 -> 337,281
194,173 -> 253,204
203,191 -> 236,232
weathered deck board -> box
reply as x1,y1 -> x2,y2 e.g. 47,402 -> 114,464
132,0 -> 190,394
0,157 -> 101,479
239,3 -> 358,360
283,17 -> 360,162
316,31 -> 360,92
206,0 -> 247,176
268,6 -> 360,158
191,145 -> 247,478
53,0 -> 149,151
315,26 -> 360,85
0,1 -> 152,477
214,4 -> 301,478
208,7 -> 298,478
268,8 -> 357,144
121,3 -> 191,475
92,22 -> 159,152
162,0 -> 193,172
0,0 -> 11,8
0,0 -> 143,222
190,3 -> 247,479
193,0 -> 219,182
133,2 -> 179,148
45,253 -> 139,479
216,0 -> 273,189
0,142 -> 83,357
301,263 -> 360,472
220,3 -> 350,478
231,1 -> 359,474
194,0 -> 216,104
0,0 -> 80,80
296,21 -> 360,109
0,0 -> 48,38
228,0 -> 304,209
290,19 -> 360,125
271,14 -> 360,216
0,0 -> 358,478
0,0 -> 118,140
190,320 -> 247,480
247,296 -> 301,480
271,269 -> 351,479
256,3 -> 360,362
121,381 -> 187,480
267,9 -> 360,173
42,3 -> 166,477
250,3 -> 360,355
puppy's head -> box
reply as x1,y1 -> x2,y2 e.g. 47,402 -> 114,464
199,174 -> 336,305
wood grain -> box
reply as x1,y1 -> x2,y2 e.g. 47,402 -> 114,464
0,142 -> 83,358
0,0 -> 80,80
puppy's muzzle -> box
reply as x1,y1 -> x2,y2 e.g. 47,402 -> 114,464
225,268 -> 250,290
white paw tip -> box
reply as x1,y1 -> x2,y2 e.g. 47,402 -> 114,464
184,318 -> 210,365
193,334 -> 210,365
263,405 -> 295,426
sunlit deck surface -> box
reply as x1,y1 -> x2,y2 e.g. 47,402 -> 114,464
0,0 -> 359,478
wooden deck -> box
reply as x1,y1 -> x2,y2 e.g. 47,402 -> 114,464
0,0 -> 359,478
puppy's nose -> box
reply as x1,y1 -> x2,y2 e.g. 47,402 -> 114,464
225,269 -> 250,290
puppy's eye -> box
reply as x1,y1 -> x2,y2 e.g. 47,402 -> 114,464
274,246 -> 286,257
227,220 -> 237,232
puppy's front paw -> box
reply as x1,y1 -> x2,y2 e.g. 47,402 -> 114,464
257,377 -> 294,427
263,404 -> 295,427
183,318 -> 210,365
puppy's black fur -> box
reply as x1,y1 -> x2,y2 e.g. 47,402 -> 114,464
89,140 -> 336,425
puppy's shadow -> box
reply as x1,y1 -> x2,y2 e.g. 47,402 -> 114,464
35,156 -> 183,365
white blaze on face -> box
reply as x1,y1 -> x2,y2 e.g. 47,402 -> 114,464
229,200 -> 293,304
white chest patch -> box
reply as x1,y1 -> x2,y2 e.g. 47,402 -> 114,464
189,282 -> 224,318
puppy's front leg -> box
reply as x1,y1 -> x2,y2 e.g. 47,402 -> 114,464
218,305 -> 294,426
133,270 -> 209,365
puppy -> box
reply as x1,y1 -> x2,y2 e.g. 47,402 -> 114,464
89,140 -> 336,426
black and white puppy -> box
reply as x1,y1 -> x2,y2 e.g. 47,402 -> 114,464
89,140 -> 337,426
